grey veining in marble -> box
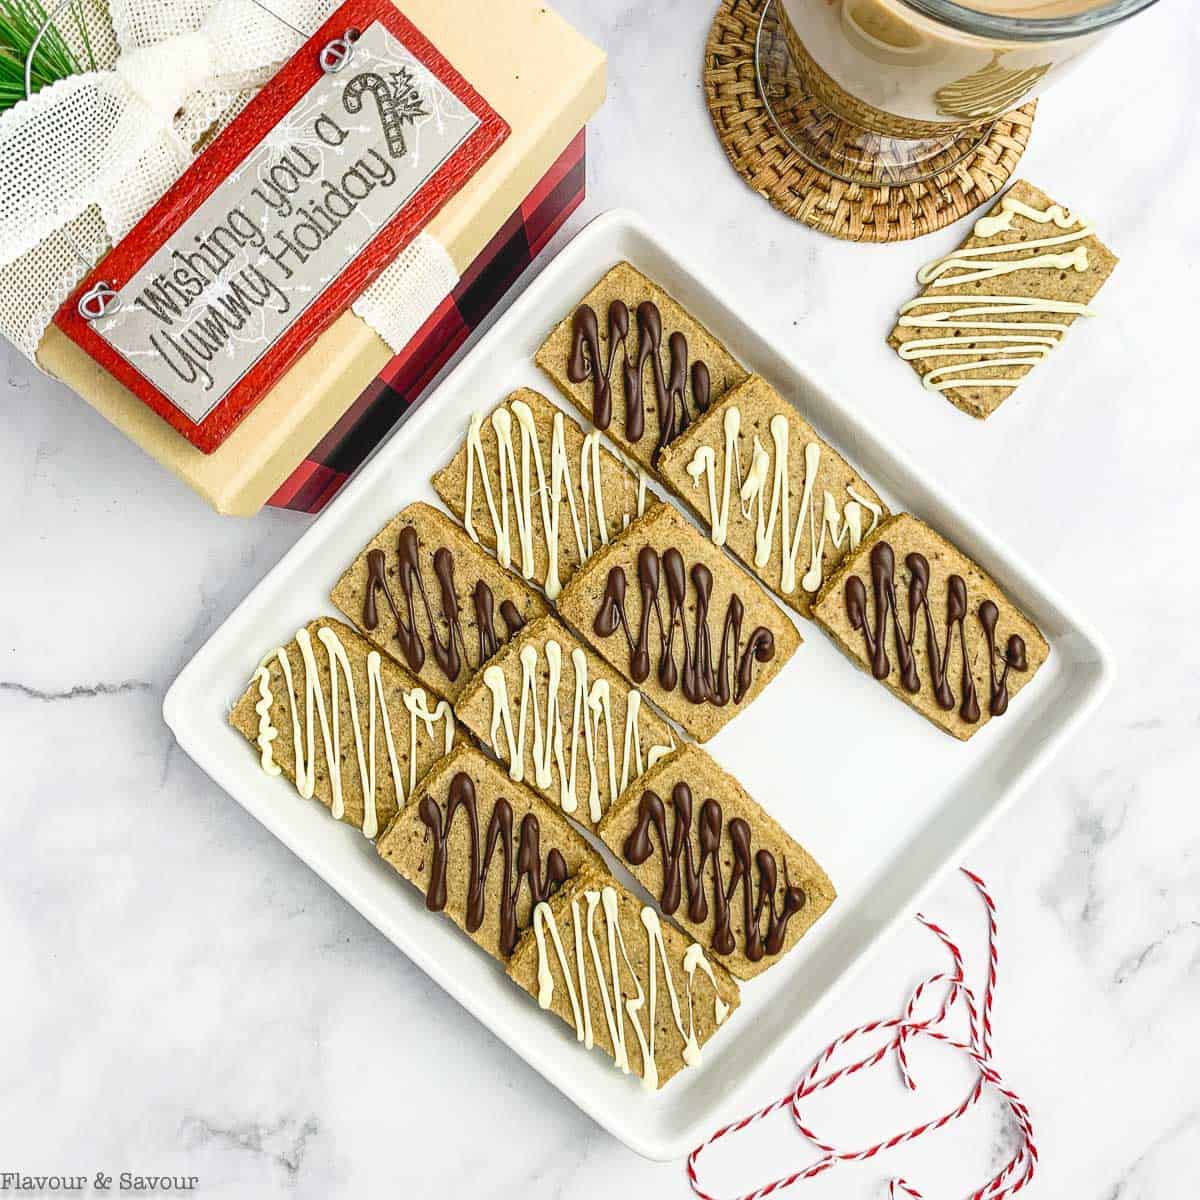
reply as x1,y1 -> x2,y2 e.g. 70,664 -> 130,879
2,2 -> 1196,1197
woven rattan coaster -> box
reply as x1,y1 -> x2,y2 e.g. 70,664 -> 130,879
705,0 -> 1037,243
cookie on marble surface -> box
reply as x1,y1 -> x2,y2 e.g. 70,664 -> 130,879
597,744 -> 835,980
432,387 -> 657,601
330,502 -> 548,704
376,744 -> 601,962
229,618 -> 456,839
813,513 -> 1050,740
889,179 -> 1118,419
557,503 -> 801,742
658,374 -> 889,619
454,614 -> 676,830
506,867 -> 740,1089
535,260 -> 748,474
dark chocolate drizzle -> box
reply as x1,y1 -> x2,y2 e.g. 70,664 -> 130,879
623,783 -> 805,963
905,553 -> 980,722
567,299 -> 711,463
594,546 -> 775,708
363,527 -> 525,681
978,600 -> 1027,716
844,542 -> 920,692
419,772 -> 568,957
843,540 -> 1027,724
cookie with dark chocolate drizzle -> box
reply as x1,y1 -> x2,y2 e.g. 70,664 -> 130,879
331,502 -> 549,704
419,772 -> 568,956
568,299 -> 710,465
377,745 -> 602,963
535,260 -> 748,476
593,546 -> 776,707
813,513 -> 1049,741
362,529 -> 523,681
597,744 -> 835,980
558,504 -> 802,742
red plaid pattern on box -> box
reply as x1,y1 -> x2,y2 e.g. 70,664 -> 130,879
268,129 -> 587,514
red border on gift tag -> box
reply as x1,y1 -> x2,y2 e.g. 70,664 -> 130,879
53,0 -> 509,453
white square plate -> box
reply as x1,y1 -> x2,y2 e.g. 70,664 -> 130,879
164,210 -> 1112,1161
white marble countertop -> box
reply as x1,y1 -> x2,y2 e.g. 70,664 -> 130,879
2,2 -> 1194,1196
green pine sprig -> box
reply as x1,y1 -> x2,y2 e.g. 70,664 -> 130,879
0,1 -> 95,115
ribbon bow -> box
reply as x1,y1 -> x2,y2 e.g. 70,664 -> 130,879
0,0 -> 335,355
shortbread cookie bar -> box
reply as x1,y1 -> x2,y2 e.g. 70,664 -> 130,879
889,180 -> 1118,419
229,618 -> 456,839
535,261 -> 748,474
813,513 -> 1050,740
507,868 -> 740,1089
557,503 -> 801,741
377,744 -> 601,961
454,614 -> 676,830
432,388 -> 657,601
331,502 -> 548,704
658,375 -> 888,619
597,745 -> 835,980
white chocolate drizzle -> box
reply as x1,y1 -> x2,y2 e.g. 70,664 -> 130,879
898,195 -> 1098,393
403,687 -> 457,795
623,470 -> 650,532
462,398 -> 641,600
253,665 -> 280,775
685,406 -> 881,597
579,431 -> 609,559
482,638 -> 673,823
249,625 -> 454,838
532,888 -> 728,1088
682,943 -> 730,1066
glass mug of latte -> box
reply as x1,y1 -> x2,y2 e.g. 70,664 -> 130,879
758,0 -> 1160,183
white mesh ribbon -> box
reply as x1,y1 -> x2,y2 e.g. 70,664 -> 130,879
351,233 -> 459,354
0,0 -> 460,367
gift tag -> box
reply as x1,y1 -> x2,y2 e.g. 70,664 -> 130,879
54,0 -> 508,453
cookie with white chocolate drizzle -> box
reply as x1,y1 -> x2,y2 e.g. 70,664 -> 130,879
229,618 -> 456,838
454,615 -> 676,830
507,868 -> 741,1090
658,375 -> 888,619
536,261 -> 748,475
558,504 -> 802,743
376,744 -> 601,962
889,179 -> 1118,419
331,502 -> 548,704
433,388 -> 657,602
813,514 -> 1050,741
597,744 -> 835,981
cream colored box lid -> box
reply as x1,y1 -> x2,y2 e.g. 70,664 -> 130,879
37,0 -> 605,516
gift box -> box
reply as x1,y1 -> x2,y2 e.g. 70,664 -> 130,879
15,0 -> 604,516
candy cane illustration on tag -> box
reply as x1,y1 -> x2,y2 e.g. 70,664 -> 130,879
343,66 -> 430,159
687,869 -> 1037,1200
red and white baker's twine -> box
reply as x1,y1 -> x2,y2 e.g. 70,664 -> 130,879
687,868 -> 1036,1200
